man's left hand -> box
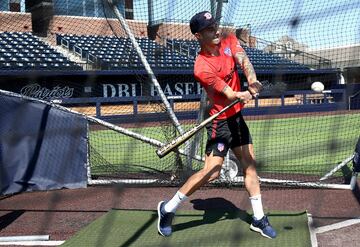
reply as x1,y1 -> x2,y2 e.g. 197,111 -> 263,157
248,81 -> 263,97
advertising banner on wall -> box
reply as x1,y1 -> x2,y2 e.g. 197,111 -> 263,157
0,73 -> 203,100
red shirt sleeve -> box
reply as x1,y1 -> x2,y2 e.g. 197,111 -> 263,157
194,62 -> 228,95
228,33 -> 245,55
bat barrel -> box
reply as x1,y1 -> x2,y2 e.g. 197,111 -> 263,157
156,148 -> 169,158
155,99 -> 243,158
156,128 -> 198,158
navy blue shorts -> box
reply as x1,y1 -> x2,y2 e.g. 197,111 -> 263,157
205,111 -> 252,157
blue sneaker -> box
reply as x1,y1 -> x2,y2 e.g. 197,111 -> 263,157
250,215 -> 277,239
157,201 -> 175,237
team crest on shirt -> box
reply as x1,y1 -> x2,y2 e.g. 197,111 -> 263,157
217,143 -> 225,152
224,47 -> 232,56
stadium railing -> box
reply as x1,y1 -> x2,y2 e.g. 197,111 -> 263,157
56,89 -> 347,124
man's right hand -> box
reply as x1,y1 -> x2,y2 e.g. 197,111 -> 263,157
235,91 -> 252,103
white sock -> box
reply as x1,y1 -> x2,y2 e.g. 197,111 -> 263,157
249,194 -> 265,220
164,191 -> 188,213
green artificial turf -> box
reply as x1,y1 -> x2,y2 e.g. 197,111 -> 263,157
62,209 -> 311,247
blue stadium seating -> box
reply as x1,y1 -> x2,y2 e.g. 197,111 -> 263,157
168,38 -> 310,72
57,34 -> 194,70
0,32 -> 82,71
55,33 -> 311,72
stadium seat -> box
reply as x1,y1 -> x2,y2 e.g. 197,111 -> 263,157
0,32 -> 83,71
51,34 -> 311,72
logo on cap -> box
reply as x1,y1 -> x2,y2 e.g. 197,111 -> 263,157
204,12 -> 212,20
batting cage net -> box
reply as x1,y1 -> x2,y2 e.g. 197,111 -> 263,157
0,0 -> 359,189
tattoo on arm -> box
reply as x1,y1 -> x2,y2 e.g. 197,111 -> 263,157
236,52 -> 257,83
222,85 -> 237,101
222,85 -> 230,93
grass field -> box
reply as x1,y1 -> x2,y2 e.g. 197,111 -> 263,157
89,112 -> 360,177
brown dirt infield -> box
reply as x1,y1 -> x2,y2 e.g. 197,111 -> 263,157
69,97 -> 302,117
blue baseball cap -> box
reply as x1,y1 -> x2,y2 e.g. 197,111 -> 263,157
190,11 -> 218,34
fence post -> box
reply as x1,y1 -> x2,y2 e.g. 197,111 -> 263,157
96,101 -> 101,118
133,97 -> 138,115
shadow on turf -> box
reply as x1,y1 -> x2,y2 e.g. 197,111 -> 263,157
172,197 -> 252,233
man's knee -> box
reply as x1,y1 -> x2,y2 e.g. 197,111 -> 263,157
201,165 -> 222,182
240,153 -> 256,165
243,164 -> 258,177
208,170 -> 221,182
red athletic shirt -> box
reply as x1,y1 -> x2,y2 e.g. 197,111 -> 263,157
194,33 -> 245,119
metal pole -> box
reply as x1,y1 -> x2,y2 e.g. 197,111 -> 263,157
107,0 -> 184,135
